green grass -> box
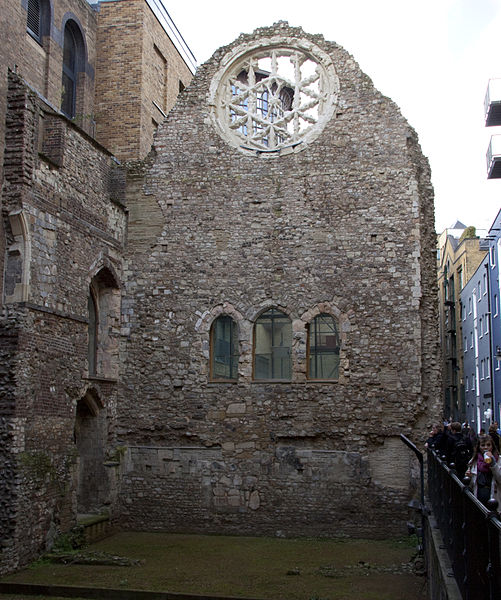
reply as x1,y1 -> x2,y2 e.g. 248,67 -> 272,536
1,532 -> 426,600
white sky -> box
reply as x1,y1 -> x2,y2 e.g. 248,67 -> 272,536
167,0 -> 501,233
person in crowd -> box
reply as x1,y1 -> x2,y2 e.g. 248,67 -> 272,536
445,421 -> 472,478
425,423 -> 447,456
425,424 -> 442,448
465,434 -> 501,509
489,423 -> 500,453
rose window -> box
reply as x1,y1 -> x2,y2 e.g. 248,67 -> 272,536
210,40 -> 339,155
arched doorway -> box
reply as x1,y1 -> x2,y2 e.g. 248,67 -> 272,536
74,391 -> 108,515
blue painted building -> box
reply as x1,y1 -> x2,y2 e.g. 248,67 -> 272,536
461,252 -> 492,431
488,209 -> 501,427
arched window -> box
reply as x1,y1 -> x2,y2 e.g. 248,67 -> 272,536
62,23 -> 77,117
88,289 -> 98,376
254,308 -> 292,380
88,268 -> 120,379
307,313 -> 340,380
210,316 -> 238,380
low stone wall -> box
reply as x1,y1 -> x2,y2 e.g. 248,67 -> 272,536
119,444 -> 409,538
425,514 -> 462,600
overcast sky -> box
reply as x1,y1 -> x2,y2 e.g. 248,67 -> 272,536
167,0 -> 501,233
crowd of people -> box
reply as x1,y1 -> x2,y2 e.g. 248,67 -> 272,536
425,421 -> 501,510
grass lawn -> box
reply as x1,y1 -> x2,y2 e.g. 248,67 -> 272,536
0,532 -> 426,600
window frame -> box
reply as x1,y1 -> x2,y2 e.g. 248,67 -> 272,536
27,0 -> 41,42
61,19 -> 86,119
253,308 -> 292,381
307,313 -> 340,381
209,315 -> 239,382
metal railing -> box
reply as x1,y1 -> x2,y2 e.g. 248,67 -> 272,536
486,135 -> 501,176
427,449 -> 501,600
484,78 -> 501,120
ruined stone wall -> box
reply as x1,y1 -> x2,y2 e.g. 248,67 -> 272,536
0,72 -> 126,574
119,24 -> 441,538
0,0 -> 99,300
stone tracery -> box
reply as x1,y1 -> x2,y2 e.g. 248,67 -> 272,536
212,41 -> 339,153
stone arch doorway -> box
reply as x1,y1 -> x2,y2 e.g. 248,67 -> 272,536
74,390 -> 108,515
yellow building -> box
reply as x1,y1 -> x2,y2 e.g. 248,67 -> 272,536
437,222 -> 489,421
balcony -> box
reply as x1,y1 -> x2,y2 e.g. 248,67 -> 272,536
484,79 -> 501,126
487,135 -> 501,178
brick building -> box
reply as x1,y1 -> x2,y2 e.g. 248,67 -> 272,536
437,223 -> 488,422
1,2 -> 441,575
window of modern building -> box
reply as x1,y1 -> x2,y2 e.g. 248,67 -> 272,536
26,0 -> 49,45
464,336 -> 467,352
465,376 -> 469,392
495,294 -> 499,317
468,297 -> 472,314
483,273 -> 487,295
485,314 -> 489,334
61,21 -> 85,119
479,318 -> 483,337
486,358 -> 491,378
490,245 -> 496,268
62,23 -> 77,117
478,281 -> 481,300
307,313 -> 340,380
27,0 -> 41,40
254,308 -> 291,380
210,316 -> 238,380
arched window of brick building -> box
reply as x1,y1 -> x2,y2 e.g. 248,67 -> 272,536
88,268 -> 120,380
307,313 -> 340,380
210,315 -> 238,381
61,20 -> 84,118
254,308 -> 292,380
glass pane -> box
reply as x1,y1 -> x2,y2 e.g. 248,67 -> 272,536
211,316 -> 238,380
61,72 -> 75,117
64,27 -> 76,71
309,314 -> 340,379
254,309 -> 291,380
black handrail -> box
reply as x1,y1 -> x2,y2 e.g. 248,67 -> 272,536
427,449 -> 501,600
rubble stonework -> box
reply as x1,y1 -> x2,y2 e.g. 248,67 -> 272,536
118,23 -> 441,537
0,72 -> 126,573
1,18 -> 441,575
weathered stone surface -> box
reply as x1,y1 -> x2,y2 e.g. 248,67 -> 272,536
0,15 -> 441,577
117,23 -> 441,538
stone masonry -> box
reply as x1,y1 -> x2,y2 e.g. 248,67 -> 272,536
118,23 -> 441,539
1,10 -> 441,575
